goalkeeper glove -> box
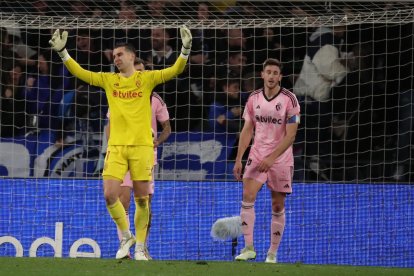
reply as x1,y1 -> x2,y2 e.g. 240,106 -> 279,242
49,29 -> 70,61
180,26 -> 192,56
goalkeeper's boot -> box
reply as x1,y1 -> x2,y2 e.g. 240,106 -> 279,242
116,233 -> 136,259
265,252 -> 277,263
134,244 -> 149,261
235,245 -> 256,261
144,247 -> 153,260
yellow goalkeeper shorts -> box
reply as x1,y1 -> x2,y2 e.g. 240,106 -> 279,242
103,145 -> 153,181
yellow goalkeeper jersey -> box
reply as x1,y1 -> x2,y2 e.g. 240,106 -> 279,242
63,55 -> 187,146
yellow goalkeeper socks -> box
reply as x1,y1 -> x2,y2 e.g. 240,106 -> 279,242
134,196 -> 150,244
107,199 -> 129,232
145,198 -> 152,246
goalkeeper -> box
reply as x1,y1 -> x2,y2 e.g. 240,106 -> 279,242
107,58 -> 172,260
49,27 -> 191,261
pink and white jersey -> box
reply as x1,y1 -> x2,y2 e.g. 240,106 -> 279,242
243,87 -> 300,166
151,92 -> 169,165
107,92 -> 169,165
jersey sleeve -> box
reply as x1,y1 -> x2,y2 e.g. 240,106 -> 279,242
64,58 -> 106,88
242,96 -> 254,122
286,93 -> 301,123
146,55 -> 188,89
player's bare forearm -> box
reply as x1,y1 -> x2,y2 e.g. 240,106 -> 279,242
156,120 -> 171,146
235,121 -> 254,162
105,120 -> 110,141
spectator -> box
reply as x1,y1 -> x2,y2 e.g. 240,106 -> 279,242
252,27 -> 305,90
74,29 -> 109,71
31,0 -> 51,15
1,28 -> 37,81
215,47 -> 248,80
191,2 -> 217,63
208,77 -> 244,163
328,43 -> 376,181
102,5 -> 149,64
68,0 -> 89,17
242,71 -> 262,95
0,64 -> 26,137
212,47 -> 249,105
216,28 -> 248,62
146,0 -> 166,19
61,84 -> 105,150
23,52 -> 63,132
293,22 -> 353,180
208,78 -> 243,134
67,29 -> 110,89
187,3 -> 217,128
387,23 -> 414,181
148,28 -> 195,131
0,28 -> 15,87
22,1 -> 54,51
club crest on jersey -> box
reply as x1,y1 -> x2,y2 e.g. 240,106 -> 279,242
275,102 -> 282,111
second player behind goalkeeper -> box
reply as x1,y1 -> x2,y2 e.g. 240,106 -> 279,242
49,26 -> 191,260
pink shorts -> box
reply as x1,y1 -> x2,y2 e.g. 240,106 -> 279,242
121,171 -> 155,195
243,157 -> 293,194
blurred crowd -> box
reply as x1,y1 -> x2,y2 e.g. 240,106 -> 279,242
1,1 -> 413,181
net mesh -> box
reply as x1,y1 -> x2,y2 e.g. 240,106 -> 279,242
2,1 -> 414,181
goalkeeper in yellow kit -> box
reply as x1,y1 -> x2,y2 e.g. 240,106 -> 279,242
49,27 -> 192,261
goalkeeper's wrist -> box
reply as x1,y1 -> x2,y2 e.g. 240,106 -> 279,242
57,48 -> 70,62
181,45 -> 191,56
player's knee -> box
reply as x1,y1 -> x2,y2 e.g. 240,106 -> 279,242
121,200 -> 130,211
119,193 -> 131,210
135,196 -> 149,208
103,190 -> 117,205
272,203 -> 285,214
242,191 -> 256,203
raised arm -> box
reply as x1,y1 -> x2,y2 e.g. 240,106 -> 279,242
151,26 -> 192,85
49,29 -> 104,88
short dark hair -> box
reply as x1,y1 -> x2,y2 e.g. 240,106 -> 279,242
263,58 -> 282,71
134,58 -> 145,66
218,77 -> 240,91
114,43 -> 136,55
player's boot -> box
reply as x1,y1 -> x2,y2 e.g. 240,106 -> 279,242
235,245 -> 256,261
116,234 -> 136,259
144,247 -> 152,260
134,244 -> 149,261
265,252 -> 277,263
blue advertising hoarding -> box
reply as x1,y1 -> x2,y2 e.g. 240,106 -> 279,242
0,179 -> 413,268
0,131 -> 236,180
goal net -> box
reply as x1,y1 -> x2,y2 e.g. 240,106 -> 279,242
0,0 -> 413,267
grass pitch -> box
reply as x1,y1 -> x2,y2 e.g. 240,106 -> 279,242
0,257 -> 412,276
